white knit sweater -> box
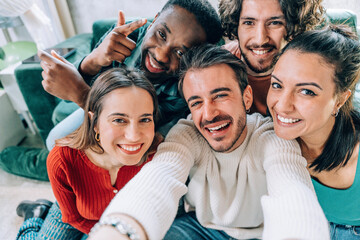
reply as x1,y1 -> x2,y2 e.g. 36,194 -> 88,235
103,114 -> 329,240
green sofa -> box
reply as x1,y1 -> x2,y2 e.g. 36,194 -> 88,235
14,19 -> 117,142
14,10 -> 360,144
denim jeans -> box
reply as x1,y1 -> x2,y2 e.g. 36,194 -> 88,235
17,202 -> 87,240
164,211 -> 250,240
46,108 -> 84,151
330,222 -> 360,240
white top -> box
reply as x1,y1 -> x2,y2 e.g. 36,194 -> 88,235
103,114 -> 329,240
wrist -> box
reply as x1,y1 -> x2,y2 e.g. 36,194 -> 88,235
80,54 -> 102,76
76,86 -> 90,109
90,216 -> 144,240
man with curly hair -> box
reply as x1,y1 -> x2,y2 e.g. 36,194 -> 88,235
219,0 -> 324,115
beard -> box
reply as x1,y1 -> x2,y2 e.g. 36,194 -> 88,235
199,112 -> 247,153
240,43 -> 278,74
241,51 -> 277,74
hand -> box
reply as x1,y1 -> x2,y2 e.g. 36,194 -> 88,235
80,11 -> 147,75
88,213 -> 147,240
39,50 -> 90,108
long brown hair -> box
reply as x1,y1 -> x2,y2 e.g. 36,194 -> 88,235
56,67 -> 160,161
280,25 -> 360,171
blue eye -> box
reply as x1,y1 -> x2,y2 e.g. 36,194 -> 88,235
190,101 -> 201,108
271,82 -> 282,89
113,118 -> 126,123
300,89 -> 316,96
214,94 -> 228,99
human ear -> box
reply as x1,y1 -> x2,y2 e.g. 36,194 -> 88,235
88,111 -> 98,132
88,111 -> 94,120
335,89 -> 352,111
243,85 -> 253,112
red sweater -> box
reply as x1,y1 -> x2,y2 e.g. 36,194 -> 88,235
223,40 -> 271,116
47,146 -> 152,234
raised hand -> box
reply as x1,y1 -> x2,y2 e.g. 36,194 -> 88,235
39,50 -> 90,108
80,11 -> 147,76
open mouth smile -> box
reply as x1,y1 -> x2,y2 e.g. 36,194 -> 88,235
205,122 -> 230,133
251,48 -> 273,56
277,114 -> 301,124
118,144 -> 143,154
145,53 -> 166,73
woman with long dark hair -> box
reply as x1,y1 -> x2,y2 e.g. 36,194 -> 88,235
267,25 -> 360,239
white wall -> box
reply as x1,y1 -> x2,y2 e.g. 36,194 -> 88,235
67,0 -> 359,34
1,0 -> 359,45
67,0 -> 219,34
324,0 -> 360,20
0,0 -> 66,47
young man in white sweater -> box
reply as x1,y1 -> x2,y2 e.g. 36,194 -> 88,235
88,45 -> 329,240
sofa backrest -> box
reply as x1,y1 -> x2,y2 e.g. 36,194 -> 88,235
91,17 -> 154,50
324,9 -> 358,36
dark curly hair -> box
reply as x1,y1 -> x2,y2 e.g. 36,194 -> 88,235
219,0 -> 325,41
162,0 -> 223,44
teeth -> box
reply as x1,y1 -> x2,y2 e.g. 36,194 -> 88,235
149,54 -> 163,70
277,115 -> 300,124
207,122 -> 229,132
120,144 -> 141,152
252,49 -> 269,55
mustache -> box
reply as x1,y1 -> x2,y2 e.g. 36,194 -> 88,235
200,115 -> 233,129
246,43 -> 276,49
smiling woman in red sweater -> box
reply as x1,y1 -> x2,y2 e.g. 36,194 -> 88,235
16,67 -> 161,239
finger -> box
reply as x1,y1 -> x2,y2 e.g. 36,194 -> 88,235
117,10 -> 125,27
38,49 -> 60,65
108,51 -> 127,63
119,18 -> 147,37
51,50 -> 70,64
112,42 -> 133,57
41,71 -> 48,83
41,78 -> 52,93
110,37 -> 136,54
40,60 -> 50,73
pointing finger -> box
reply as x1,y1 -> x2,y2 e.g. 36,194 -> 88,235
117,18 -> 147,37
117,10 -> 126,27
